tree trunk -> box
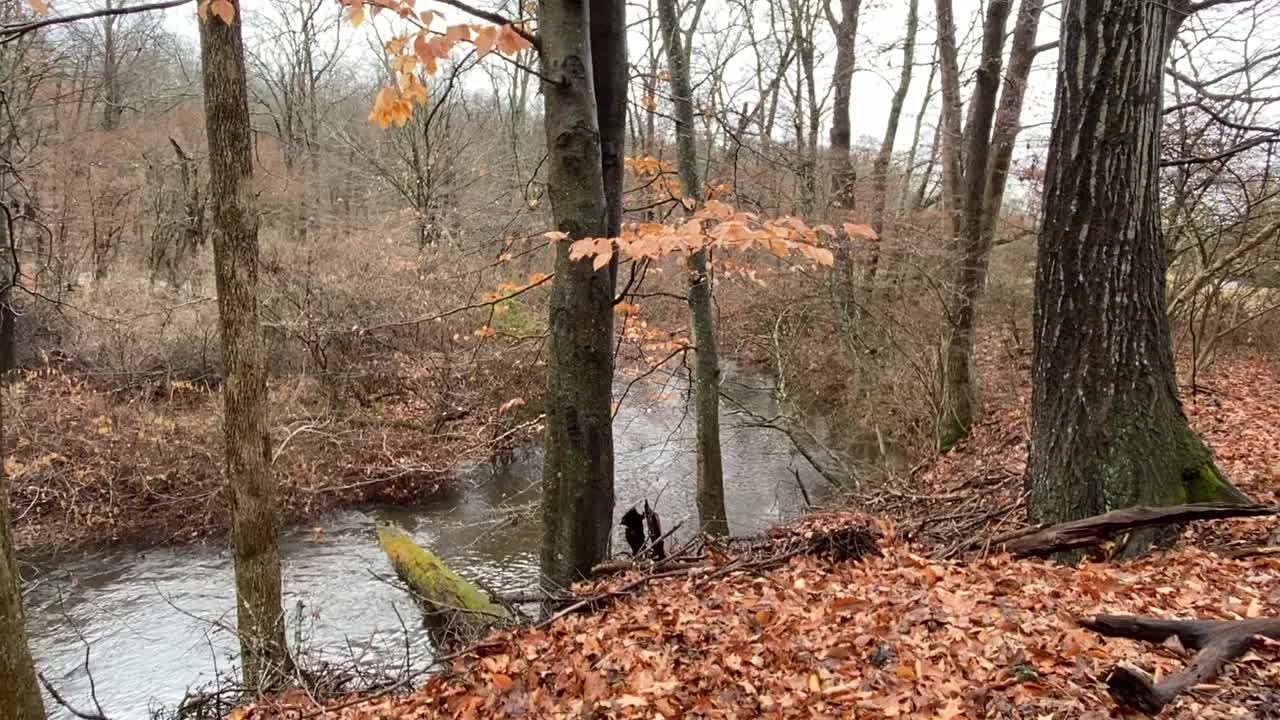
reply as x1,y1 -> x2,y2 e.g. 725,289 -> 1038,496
938,0 -> 1011,448
657,0 -> 728,537
198,4 -> 293,690
102,0 -> 123,130
826,0 -> 861,209
979,0 -> 1043,245
933,0 -> 966,241
0,361 -> 43,720
866,0 -> 918,279
901,44 -> 937,209
1025,0 -> 1250,556
539,0 -> 616,587
592,0 -> 626,294
0,202 -> 16,376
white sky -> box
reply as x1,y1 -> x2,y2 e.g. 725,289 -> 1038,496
139,0 -> 1062,155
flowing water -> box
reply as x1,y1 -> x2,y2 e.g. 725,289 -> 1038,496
21,372 -> 837,718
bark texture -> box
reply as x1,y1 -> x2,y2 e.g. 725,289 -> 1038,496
0,395 -> 44,720
826,0 -> 861,209
939,0 -> 1011,446
866,0 -> 918,278
199,5 -> 293,690
591,0 -> 626,240
0,203 -> 16,376
539,0 -> 616,587
657,0 -> 728,537
1025,0 -> 1250,554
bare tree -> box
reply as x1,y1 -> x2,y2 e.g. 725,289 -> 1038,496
198,2 -> 293,689
657,0 -> 728,536
539,0 -> 617,587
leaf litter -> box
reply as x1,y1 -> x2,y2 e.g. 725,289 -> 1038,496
240,351 -> 1279,719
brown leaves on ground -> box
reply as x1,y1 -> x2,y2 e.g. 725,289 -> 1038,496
293,513 -> 1277,719
5,353 -> 541,551
907,344 -> 1280,553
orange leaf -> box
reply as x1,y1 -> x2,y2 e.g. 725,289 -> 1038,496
446,23 -> 470,44
491,673 -> 513,691
843,222 -> 879,241
210,0 -> 235,24
496,25 -> 531,54
28,0 -> 48,16
473,25 -> 498,59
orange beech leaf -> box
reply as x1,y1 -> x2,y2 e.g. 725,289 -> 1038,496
29,0 -> 48,16
210,0 -> 235,24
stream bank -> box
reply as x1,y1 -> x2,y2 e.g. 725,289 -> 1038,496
22,371 -> 838,719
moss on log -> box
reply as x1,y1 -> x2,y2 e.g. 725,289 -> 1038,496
376,525 -> 505,642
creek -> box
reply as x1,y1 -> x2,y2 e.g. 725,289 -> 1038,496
22,372 -> 834,718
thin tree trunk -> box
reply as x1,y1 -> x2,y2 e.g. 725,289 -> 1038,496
0,231 -> 44,720
902,44 -> 937,209
826,0 -> 861,209
102,0 -> 122,130
657,0 -> 728,537
198,4 -> 293,690
0,201 -> 15,376
539,0 -> 616,587
866,0 -> 918,280
592,0 -> 626,292
1025,0 -> 1250,556
938,0 -> 1011,447
979,0 -> 1044,245
934,0 -> 966,241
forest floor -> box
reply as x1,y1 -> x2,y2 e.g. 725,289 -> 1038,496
3,363 -> 541,552
240,337 -> 1280,720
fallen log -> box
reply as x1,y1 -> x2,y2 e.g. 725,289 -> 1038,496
1081,614 -> 1280,714
376,524 -> 506,646
1001,503 -> 1277,558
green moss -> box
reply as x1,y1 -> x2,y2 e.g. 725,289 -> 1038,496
1181,462 -> 1239,503
937,418 -> 968,453
376,525 -> 504,621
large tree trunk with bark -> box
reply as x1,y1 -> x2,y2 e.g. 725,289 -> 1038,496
539,0 -> 616,587
0,397 -> 44,720
199,5 -> 293,690
1025,0 -> 1250,555
657,0 -> 728,537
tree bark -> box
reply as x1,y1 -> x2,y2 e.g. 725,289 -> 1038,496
866,0 -> 918,279
1025,0 -> 1251,555
939,0 -> 1012,447
0,202 -> 16,376
933,0 -> 966,241
591,0 -> 626,296
539,0 -> 616,587
591,0 -> 626,241
979,0 -> 1043,245
657,0 -> 728,537
826,0 -> 861,209
0,392 -> 44,720
198,3 -> 293,690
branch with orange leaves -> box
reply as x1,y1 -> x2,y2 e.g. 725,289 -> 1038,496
563,200 -> 848,271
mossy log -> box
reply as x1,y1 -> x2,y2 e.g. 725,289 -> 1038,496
376,525 -> 505,644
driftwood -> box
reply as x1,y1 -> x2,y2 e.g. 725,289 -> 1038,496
1000,503 -> 1278,557
1081,614 -> 1280,714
